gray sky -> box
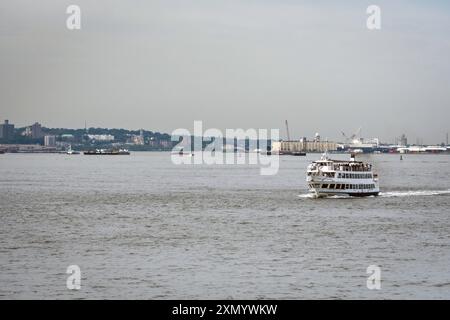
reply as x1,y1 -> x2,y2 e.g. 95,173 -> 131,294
1,0 -> 449,143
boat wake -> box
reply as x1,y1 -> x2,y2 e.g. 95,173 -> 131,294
379,189 -> 450,198
297,193 -> 316,199
298,189 -> 450,199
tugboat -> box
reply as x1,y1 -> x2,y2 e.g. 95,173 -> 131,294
306,152 -> 379,197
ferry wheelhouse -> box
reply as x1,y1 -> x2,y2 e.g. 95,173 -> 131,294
306,153 -> 379,197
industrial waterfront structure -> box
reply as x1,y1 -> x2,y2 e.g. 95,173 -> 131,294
272,138 -> 337,154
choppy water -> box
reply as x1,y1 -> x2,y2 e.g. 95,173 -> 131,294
0,152 -> 449,299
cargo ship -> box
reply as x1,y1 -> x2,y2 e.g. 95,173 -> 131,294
83,149 -> 130,155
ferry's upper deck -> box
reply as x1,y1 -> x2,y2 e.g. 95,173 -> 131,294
308,158 -> 373,172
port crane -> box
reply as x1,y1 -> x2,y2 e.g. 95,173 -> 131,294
285,120 -> 291,141
341,127 -> 361,143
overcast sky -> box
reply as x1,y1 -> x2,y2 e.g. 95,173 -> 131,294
1,0 -> 449,143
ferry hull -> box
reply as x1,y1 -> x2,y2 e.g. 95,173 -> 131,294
310,190 -> 379,198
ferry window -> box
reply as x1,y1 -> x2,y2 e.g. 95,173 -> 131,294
330,184 -> 335,189
322,184 -> 328,188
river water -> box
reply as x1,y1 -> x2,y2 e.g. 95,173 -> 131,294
0,152 -> 449,299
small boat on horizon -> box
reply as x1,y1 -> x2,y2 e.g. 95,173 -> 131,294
66,145 -> 80,155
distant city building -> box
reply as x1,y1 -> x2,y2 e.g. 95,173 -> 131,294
87,134 -> 114,141
0,120 -> 14,141
148,138 -> 158,147
159,140 -> 171,148
131,129 -> 145,145
44,135 -> 56,147
31,122 -> 43,139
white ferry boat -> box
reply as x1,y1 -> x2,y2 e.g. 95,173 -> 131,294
306,153 -> 379,197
